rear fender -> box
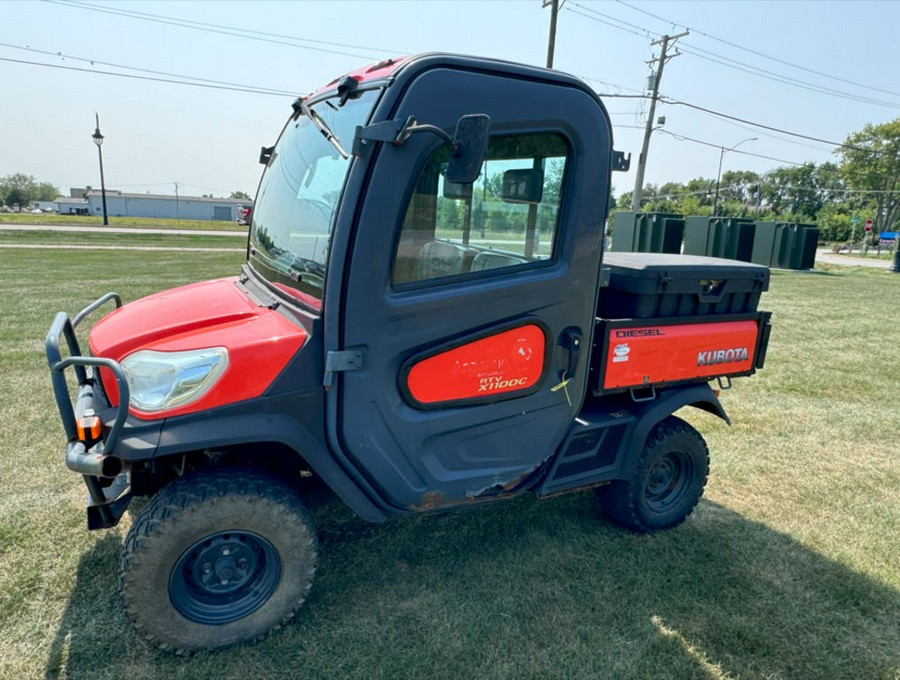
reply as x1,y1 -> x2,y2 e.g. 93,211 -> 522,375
617,383 -> 728,480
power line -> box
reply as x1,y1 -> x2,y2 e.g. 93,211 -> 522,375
1,48 -> 867,159
0,42 -> 298,96
568,1 -> 900,109
46,0 -> 386,61
565,2 -> 654,39
648,129 -> 898,192
2,25 -> 889,164
578,75 -> 644,95
658,97 -> 890,155
614,0 -> 900,100
0,55 -> 294,97
677,44 -> 900,109
655,128 -> 808,167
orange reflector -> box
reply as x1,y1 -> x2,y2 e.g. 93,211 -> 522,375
712,389 -> 721,398
77,414 -> 102,442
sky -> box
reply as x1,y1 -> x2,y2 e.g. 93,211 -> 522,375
2,0 -> 899,202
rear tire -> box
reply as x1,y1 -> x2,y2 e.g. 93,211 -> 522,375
121,469 -> 317,654
597,416 -> 709,532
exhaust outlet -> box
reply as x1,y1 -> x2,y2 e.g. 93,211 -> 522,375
66,441 -> 123,478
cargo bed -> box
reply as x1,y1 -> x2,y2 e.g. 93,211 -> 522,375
592,253 -> 771,395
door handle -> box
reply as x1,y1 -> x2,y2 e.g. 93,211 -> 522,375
551,327 -> 582,406
559,327 -> 582,379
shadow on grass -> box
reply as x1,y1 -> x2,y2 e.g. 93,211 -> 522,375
46,495 -> 899,679
44,534 -> 126,679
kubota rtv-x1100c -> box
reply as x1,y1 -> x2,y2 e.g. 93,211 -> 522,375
46,54 -> 771,653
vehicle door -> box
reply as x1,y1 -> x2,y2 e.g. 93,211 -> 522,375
334,63 -> 613,510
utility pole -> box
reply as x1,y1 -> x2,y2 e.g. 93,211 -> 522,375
631,31 -> 688,212
544,0 -> 561,69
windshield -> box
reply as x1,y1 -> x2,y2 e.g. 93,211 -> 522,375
249,88 -> 380,308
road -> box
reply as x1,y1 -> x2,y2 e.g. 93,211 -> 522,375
814,249 -> 893,269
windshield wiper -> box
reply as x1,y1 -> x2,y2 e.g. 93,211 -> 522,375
300,101 -> 350,159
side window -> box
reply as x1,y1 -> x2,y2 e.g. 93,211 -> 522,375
392,133 -> 569,286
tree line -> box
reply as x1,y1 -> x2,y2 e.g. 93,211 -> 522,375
0,173 -> 60,208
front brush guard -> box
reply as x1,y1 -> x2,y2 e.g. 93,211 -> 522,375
45,292 -> 134,528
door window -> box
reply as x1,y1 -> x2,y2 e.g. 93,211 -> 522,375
392,133 -> 569,285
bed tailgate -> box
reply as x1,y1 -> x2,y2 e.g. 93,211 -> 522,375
591,312 -> 772,395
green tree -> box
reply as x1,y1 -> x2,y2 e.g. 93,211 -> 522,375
761,163 -> 833,219
436,196 -> 463,231
36,181 -> 60,201
0,173 -> 59,207
230,190 -> 252,201
836,118 -> 900,232
684,178 -> 716,209
719,170 -> 761,205
816,203 -> 854,243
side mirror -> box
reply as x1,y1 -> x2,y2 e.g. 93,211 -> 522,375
360,113 -> 491,183
446,114 -> 491,184
443,178 -> 473,200
501,168 -> 544,204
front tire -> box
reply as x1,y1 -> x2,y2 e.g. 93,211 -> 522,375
121,469 -> 317,654
597,416 -> 709,532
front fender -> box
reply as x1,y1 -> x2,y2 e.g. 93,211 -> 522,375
145,391 -> 386,523
618,384 -> 729,479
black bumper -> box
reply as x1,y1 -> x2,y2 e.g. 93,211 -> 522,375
45,292 -> 134,529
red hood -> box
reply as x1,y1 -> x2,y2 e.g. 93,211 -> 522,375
89,277 -> 308,418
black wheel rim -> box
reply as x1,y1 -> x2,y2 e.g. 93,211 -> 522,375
170,531 -> 281,625
645,451 -> 692,512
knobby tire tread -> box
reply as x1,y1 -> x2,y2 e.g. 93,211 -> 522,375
120,468 -> 317,654
597,416 -> 709,533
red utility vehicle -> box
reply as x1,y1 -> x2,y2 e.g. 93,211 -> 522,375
46,54 -> 771,653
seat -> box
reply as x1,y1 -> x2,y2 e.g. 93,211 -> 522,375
470,251 -> 527,272
417,240 -> 471,280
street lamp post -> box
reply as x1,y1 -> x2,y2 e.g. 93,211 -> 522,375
91,113 -> 109,226
712,137 -> 757,216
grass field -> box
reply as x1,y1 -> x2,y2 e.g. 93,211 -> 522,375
0,229 -> 245,251
0,213 -> 246,232
0,240 -> 897,679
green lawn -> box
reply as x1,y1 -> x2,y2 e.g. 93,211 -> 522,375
0,229 -> 245,250
0,213 -> 246,231
0,242 -> 897,679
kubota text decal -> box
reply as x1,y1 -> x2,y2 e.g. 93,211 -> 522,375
406,325 -> 545,405
603,320 -> 759,390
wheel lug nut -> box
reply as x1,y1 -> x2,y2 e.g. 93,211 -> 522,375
202,563 -> 212,574
238,559 -> 248,570
221,547 -> 231,556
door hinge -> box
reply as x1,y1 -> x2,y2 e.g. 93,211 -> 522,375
323,349 -> 364,389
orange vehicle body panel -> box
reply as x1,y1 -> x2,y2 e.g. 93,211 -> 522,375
602,319 -> 760,390
406,324 -> 546,405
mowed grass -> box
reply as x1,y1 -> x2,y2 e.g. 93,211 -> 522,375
0,228 -> 245,251
0,242 -> 897,679
0,213 -> 246,231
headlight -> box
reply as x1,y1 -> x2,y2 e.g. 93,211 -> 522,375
121,348 -> 229,412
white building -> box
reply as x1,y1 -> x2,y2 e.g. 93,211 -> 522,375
83,190 -> 251,221
55,197 -> 90,215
